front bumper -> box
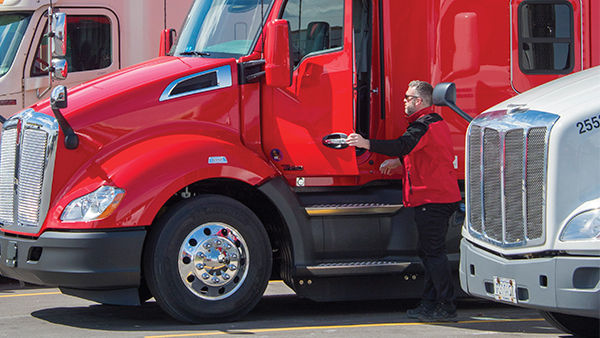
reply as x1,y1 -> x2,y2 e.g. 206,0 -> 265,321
460,238 -> 600,318
0,229 -> 146,289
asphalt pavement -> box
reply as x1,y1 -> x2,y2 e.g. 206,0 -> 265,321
0,278 -> 567,337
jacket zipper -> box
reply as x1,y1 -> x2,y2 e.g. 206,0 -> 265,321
407,169 -> 413,195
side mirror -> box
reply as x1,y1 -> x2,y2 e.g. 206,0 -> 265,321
159,28 -> 176,56
264,19 -> 292,88
51,12 -> 67,58
50,85 -> 67,109
433,82 -> 472,123
52,58 -> 68,80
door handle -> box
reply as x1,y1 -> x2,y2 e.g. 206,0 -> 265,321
322,133 -> 349,149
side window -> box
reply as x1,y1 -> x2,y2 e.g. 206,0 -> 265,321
518,1 -> 574,74
31,15 -> 111,76
281,0 -> 344,67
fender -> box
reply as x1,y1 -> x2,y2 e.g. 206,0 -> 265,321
43,124 -> 278,231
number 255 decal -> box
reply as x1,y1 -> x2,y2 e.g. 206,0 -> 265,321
576,114 -> 600,134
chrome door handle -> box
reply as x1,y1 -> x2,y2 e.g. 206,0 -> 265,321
322,133 -> 349,149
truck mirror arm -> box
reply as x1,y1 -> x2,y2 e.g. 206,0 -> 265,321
50,85 -> 78,150
433,82 -> 473,123
238,60 -> 266,84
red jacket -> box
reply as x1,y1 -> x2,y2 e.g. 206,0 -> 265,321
370,106 -> 461,207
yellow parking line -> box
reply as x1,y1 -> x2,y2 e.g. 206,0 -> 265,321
145,318 -> 546,338
0,291 -> 61,298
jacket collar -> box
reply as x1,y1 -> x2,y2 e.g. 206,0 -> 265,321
407,106 -> 434,123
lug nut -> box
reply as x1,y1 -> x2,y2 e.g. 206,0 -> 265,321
223,274 -> 230,280
202,273 -> 210,279
196,263 -> 204,270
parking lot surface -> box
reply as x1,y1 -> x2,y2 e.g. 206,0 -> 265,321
0,279 -> 565,337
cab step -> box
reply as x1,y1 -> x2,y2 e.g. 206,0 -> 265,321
304,203 -> 403,216
304,260 -> 410,276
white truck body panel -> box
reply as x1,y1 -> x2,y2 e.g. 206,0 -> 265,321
460,66 -> 600,319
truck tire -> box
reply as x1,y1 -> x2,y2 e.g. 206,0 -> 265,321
143,195 -> 272,323
541,311 -> 600,337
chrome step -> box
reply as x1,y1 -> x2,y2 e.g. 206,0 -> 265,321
305,261 -> 410,276
304,203 -> 403,216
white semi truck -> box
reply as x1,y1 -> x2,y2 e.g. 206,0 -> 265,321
454,66 -> 600,337
0,0 -> 192,120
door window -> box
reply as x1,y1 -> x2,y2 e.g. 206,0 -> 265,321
518,1 -> 574,74
281,0 -> 344,66
31,15 -> 111,76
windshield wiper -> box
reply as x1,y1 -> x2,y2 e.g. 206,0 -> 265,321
179,51 -> 211,57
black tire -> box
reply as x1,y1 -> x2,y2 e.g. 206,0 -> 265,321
541,311 -> 600,337
144,195 -> 272,323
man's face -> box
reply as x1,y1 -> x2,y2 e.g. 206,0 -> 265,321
404,86 -> 421,116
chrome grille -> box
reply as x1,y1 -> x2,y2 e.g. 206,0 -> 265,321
466,110 -> 558,248
0,109 -> 58,233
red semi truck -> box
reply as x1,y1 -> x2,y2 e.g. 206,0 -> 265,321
0,0 -> 598,323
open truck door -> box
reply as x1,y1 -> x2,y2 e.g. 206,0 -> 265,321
262,0 -> 358,186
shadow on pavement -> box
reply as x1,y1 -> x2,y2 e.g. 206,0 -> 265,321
30,294 -> 564,336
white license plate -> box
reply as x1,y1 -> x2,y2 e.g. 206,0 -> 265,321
493,276 -> 517,304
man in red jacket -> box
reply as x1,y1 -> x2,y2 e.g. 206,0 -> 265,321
347,80 -> 461,321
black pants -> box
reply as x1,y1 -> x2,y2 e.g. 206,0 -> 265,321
414,202 -> 457,305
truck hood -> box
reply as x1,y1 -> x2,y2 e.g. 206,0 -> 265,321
30,56 -> 237,130
486,66 -> 600,118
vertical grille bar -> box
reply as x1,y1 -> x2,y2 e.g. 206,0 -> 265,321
483,128 -> 502,242
504,129 -> 525,243
526,128 -> 546,240
17,128 -> 49,227
0,129 -> 18,225
468,125 -> 482,233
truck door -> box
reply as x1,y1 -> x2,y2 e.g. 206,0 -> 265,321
23,7 -> 120,105
261,0 -> 358,185
511,0 -> 583,93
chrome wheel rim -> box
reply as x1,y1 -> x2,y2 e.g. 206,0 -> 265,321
178,222 -> 249,300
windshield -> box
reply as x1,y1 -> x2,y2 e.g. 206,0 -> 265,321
173,0 -> 273,58
0,12 -> 32,78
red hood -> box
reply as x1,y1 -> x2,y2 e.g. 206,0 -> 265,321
31,56 -> 236,125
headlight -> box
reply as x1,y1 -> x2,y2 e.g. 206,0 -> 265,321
560,209 -> 600,241
61,186 -> 125,222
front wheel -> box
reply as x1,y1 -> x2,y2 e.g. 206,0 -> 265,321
144,195 -> 272,323
541,311 -> 599,337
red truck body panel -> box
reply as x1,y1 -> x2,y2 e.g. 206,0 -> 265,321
3,0 -> 598,236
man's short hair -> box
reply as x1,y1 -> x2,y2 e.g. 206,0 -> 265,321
408,80 -> 433,106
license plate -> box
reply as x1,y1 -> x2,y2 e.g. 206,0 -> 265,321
493,276 -> 517,304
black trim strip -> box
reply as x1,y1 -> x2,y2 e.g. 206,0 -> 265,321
378,0 -> 386,119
